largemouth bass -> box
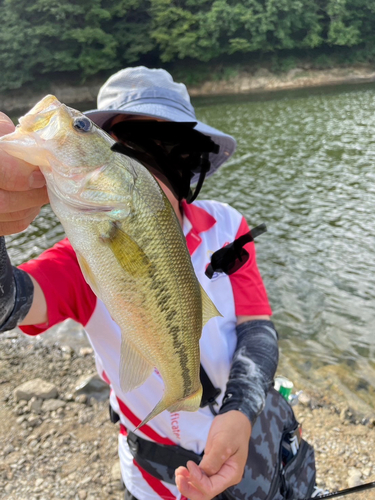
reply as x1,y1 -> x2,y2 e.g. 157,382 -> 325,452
0,95 -> 220,427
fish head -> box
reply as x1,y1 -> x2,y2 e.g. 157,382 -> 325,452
0,95 -> 116,196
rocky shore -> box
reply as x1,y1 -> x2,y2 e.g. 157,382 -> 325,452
1,64 -> 375,115
1,327 -> 375,500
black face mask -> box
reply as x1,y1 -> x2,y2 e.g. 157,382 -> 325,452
108,121 -> 219,203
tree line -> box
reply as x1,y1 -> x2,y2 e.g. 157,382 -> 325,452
0,0 -> 374,92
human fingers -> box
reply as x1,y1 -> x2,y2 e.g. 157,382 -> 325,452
0,112 -> 15,135
0,114 -> 46,192
0,207 -> 42,222
199,441 -> 233,477
0,207 -> 42,236
175,462 -> 211,500
0,150 -> 46,192
0,188 -> 48,236
0,187 -> 49,214
178,460 -> 236,500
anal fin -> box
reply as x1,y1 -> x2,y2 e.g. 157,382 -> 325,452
119,335 -> 154,393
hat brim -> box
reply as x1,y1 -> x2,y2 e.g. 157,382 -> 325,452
84,103 -> 236,182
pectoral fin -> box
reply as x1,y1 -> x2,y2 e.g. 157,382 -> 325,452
76,251 -> 100,297
101,221 -> 152,278
200,284 -> 222,326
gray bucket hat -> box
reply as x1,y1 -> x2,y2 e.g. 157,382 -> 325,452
85,66 -> 236,181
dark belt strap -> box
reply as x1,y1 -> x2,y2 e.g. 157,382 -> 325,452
127,431 -> 202,469
125,431 -> 202,484
200,364 -> 221,415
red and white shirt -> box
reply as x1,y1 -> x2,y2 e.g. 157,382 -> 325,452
19,199 -> 271,500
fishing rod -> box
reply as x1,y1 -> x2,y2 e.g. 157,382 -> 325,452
302,480 -> 375,499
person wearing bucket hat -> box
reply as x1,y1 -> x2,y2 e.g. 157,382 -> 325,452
0,67 -> 282,500
85,66 -> 237,205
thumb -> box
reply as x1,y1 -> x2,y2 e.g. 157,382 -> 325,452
0,112 -> 15,136
199,439 -> 233,476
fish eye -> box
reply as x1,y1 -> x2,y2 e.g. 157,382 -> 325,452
73,117 -> 92,133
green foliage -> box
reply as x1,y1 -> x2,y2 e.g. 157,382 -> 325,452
271,55 -> 300,74
0,0 -> 155,90
1,0 -> 375,92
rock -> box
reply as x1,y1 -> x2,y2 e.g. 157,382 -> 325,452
111,480 -> 124,491
42,399 -> 66,412
78,492 -> 87,500
27,416 -> 42,427
340,407 -> 354,424
298,392 -> 312,407
75,394 -> 88,404
89,451 -> 100,462
14,379 -> 58,402
61,345 -> 74,358
111,461 -> 122,482
347,468 -> 362,488
362,467 -> 371,477
74,374 -> 109,402
3,444 -> 15,456
4,483 -> 13,494
79,347 -> 93,356
29,397 -> 43,414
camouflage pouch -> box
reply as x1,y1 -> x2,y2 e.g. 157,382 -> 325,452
124,388 -> 316,499
221,388 -> 316,500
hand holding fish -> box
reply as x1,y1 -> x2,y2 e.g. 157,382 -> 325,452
0,112 -> 48,236
175,411 -> 252,500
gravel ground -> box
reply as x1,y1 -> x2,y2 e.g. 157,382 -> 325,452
1,330 -> 375,500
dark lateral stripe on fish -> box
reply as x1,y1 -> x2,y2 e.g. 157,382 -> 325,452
169,324 -> 192,396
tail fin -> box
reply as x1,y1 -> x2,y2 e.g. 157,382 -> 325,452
135,384 -> 203,430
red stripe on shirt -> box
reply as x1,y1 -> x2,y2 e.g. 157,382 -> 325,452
102,370 -> 111,384
19,238 -> 96,336
133,459 -> 176,500
229,217 -> 272,317
116,397 -> 175,446
185,230 -> 202,255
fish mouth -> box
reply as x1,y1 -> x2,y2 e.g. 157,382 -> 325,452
0,96 -> 67,166
18,95 -> 62,132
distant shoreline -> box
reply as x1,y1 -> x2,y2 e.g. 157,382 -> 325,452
2,65 -> 375,115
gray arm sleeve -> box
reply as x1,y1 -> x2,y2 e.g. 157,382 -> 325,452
0,236 -> 34,332
219,320 -> 279,425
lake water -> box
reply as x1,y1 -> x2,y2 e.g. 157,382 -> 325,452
6,83 -> 375,415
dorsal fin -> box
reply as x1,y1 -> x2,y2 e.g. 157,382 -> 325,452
200,284 -> 222,326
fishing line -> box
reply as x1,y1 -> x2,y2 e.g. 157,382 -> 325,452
302,480 -> 375,499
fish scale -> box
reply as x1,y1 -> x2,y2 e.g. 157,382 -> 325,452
0,95 -> 220,427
